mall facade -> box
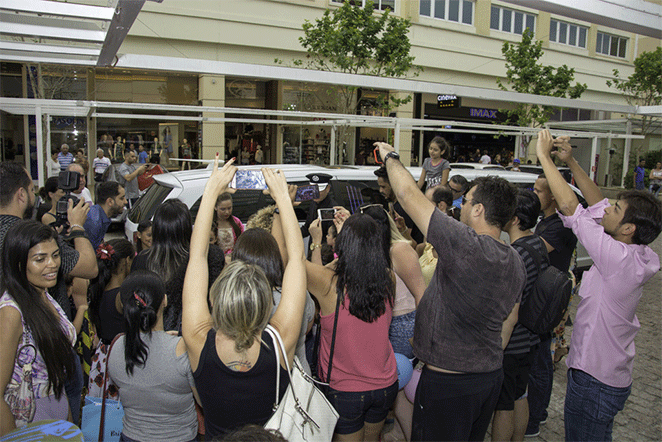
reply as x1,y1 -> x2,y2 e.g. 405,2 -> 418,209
1,0 -> 660,186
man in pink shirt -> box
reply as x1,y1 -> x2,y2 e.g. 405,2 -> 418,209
536,129 -> 661,442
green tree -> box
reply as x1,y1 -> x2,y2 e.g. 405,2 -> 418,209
496,29 -> 587,158
278,0 -> 419,163
607,47 -> 662,169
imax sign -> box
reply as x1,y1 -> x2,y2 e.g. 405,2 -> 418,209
469,108 -> 498,119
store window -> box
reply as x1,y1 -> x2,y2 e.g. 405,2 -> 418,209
420,0 -> 474,25
490,6 -> 535,35
550,19 -> 587,48
331,0 -> 395,11
596,32 -> 627,58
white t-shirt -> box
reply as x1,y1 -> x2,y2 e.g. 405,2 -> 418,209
74,187 -> 94,205
47,158 -> 61,178
479,155 -> 491,164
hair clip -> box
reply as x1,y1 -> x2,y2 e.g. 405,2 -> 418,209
96,243 -> 115,261
133,292 -> 147,307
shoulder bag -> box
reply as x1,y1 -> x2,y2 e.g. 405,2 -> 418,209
4,343 -> 38,428
264,325 -> 339,442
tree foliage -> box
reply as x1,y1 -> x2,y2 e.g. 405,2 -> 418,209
607,47 -> 662,136
496,29 -> 587,128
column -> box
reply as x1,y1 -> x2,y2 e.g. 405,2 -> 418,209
199,75 -> 225,160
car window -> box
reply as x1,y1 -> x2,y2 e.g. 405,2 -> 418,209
189,181 -> 315,224
449,164 -> 474,169
331,179 -> 385,214
127,183 -> 173,224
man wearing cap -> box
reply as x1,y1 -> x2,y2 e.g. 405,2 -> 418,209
512,158 -> 522,172
301,172 -> 337,239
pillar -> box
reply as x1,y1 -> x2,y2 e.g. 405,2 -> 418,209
199,75 -> 225,160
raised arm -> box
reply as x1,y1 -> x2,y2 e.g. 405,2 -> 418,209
375,142 -> 436,238
182,157 -> 236,369
262,169 -> 306,366
536,130 -> 580,216
67,198 -> 98,279
391,241 -> 426,307
552,135 -> 603,206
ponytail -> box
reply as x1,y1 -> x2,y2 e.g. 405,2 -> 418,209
119,270 -> 165,375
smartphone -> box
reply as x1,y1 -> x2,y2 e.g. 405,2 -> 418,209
295,184 -> 320,202
318,208 -> 336,222
231,170 -> 267,190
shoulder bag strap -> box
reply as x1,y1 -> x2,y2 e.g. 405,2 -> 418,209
265,325 -> 292,407
99,333 -> 123,442
325,291 -> 343,386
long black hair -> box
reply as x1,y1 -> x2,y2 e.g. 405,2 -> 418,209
120,270 -> 166,375
215,193 -> 242,239
146,199 -> 192,282
334,214 -> 394,323
88,239 -> 135,332
231,228 -> 284,290
135,219 -> 152,253
0,220 -> 75,399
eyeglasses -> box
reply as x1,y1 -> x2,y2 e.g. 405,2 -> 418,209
462,196 -> 473,206
449,185 -> 463,194
359,203 -> 385,214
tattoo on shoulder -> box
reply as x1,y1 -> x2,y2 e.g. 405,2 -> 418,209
227,360 -> 253,372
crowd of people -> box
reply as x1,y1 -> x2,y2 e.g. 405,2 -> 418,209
1,130 -> 661,442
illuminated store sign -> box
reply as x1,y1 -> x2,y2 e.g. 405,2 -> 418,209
437,94 -> 460,108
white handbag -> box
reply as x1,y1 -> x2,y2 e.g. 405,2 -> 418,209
264,325 -> 339,442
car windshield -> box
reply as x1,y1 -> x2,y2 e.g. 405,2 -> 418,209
127,183 -> 173,224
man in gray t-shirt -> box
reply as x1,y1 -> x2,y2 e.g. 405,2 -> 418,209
374,142 -> 525,442
118,149 -> 148,206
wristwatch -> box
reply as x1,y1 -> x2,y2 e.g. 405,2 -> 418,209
309,243 -> 322,251
384,151 -> 400,163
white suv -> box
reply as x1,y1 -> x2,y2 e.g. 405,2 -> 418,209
124,164 -> 591,270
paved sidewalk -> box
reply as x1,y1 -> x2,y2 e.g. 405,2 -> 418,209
521,233 -> 662,442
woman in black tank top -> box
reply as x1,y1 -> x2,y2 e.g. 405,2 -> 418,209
182,159 -> 307,439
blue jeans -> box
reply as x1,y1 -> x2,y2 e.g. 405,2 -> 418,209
526,339 -> 553,432
65,351 -> 83,425
564,368 -> 631,442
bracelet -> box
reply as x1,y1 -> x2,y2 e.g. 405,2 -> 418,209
70,224 -> 84,231
67,229 -> 88,240
309,243 -> 322,251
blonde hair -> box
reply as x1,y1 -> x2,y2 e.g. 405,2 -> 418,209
246,205 -> 276,231
387,211 -> 410,245
209,260 -> 273,353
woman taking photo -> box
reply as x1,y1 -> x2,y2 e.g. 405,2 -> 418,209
0,221 -> 76,435
107,270 -> 199,442
231,228 -> 316,375
37,177 -> 65,227
182,158 -> 307,439
131,199 -> 224,332
282,211 -> 398,442
213,192 -> 244,255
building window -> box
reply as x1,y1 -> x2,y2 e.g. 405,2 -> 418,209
490,5 -> 535,35
550,19 -> 587,48
596,32 -> 627,58
331,0 -> 395,11
420,1 -> 474,25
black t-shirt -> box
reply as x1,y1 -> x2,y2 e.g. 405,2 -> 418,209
97,287 -> 124,344
535,213 -> 577,272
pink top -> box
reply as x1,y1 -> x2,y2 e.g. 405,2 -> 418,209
318,294 -> 397,392
559,199 -> 660,387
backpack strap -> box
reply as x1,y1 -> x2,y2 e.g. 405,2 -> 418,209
516,237 -> 549,274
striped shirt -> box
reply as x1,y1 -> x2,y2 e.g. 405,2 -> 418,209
58,152 -> 74,171
504,234 -> 546,355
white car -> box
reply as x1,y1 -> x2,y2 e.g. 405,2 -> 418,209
450,163 -> 506,170
125,163 -> 592,271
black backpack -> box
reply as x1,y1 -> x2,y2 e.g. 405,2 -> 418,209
517,241 -> 573,335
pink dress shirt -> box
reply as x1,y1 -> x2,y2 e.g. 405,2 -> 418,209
559,199 -> 660,388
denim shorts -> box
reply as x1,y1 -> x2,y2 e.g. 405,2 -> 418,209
389,310 -> 416,358
327,381 -> 399,434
